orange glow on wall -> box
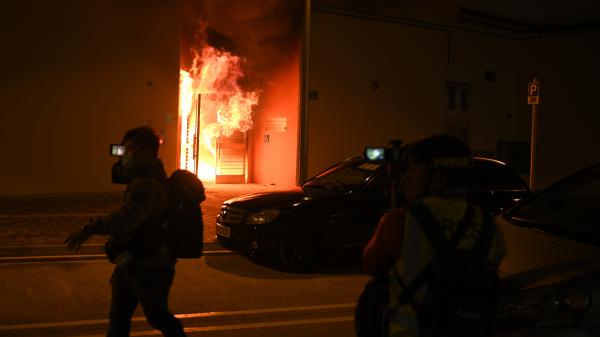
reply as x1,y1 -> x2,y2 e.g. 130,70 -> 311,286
252,52 -> 300,187
178,46 -> 259,182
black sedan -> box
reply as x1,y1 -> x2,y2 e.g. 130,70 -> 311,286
216,156 -> 531,272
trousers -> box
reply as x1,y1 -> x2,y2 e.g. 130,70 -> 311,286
107,263 -> 186,337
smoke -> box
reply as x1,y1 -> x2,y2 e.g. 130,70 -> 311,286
181,0 -> 303,90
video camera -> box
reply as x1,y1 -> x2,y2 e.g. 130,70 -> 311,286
363,140 -> 405,165
110,144 -> 125,156
363,140 -> 405,209
109,144 -> 130,185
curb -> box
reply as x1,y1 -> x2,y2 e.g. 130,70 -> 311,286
0,242 -> 234,261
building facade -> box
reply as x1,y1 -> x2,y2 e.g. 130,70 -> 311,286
2,0 -> 598,194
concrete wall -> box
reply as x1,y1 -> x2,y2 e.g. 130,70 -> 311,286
306,6 -> 599,189
306,10 -> 449,178
306,9 -> 529,179
0,0 -> 180,194
437,30 -> 600,189
447,31 -> 530,155
525,33 -> 600,188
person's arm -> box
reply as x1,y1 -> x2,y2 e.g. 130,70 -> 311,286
362,208 -> 406,276
91,178 -> 164,237
65,178 -> 165,252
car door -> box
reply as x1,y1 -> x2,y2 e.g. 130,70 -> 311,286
325,171 -> 391,250
498,163 -> 600,276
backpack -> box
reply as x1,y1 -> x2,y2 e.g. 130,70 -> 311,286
354,274 -> 390,337
163,169 -> 206,258
398,201 -> 499,337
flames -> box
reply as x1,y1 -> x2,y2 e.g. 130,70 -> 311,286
179,46 -> 259,182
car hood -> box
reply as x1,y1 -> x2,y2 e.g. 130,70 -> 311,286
222,187 -> 346,214
223,188 -> 308,210
501,258 -> 600,290
498,213 -> 600,291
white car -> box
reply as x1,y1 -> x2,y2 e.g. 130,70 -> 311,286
495,163 -> 600,336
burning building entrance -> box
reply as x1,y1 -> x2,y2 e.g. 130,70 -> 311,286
178,46 -> 259,183
179,1 -> 303,186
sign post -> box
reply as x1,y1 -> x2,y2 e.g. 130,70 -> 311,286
528,78 -> 540,191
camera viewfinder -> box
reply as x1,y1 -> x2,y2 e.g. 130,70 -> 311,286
111,144 -> 125,156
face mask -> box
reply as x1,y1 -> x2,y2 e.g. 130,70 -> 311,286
111,159 -> 132,185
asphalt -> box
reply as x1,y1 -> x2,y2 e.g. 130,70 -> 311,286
0,183 -> 293,257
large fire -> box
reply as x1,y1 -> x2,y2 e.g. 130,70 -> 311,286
179,46 -> 259,182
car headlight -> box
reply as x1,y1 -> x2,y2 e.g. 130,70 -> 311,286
497,285 -> 591,328
246,209 -> 281,225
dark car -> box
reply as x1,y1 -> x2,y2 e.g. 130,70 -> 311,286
216,156 -> 531,272
494,162 -> 600,336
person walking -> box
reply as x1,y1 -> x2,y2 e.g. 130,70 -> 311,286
362,134 -> 507,337
65,126 -> 187,337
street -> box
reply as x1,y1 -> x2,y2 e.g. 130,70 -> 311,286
0,185 -> 368,337
0,249 -> 367,337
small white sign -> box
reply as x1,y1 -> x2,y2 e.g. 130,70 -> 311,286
265,118 -> 287,132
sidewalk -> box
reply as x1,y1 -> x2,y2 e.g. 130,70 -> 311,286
0,183 -> 291,249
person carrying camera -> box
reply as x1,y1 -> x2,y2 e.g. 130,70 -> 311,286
65,126 -> 187,337
362,134 -> 507,337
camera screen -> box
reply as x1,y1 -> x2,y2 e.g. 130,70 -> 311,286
111,144 -> 125,156
364,147 -> 386,161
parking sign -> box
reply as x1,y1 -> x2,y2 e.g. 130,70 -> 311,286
528,82 -> 540,104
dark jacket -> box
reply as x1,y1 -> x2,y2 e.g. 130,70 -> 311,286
92,159 -> 174,266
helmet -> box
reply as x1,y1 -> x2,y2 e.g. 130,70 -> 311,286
403,134 -> 473,191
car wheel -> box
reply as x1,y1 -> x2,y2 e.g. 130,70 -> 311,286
278,229 -> 322,273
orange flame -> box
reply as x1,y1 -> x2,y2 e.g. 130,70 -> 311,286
179,46 -> 259,182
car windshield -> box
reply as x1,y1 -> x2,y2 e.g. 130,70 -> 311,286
509,163 -> 600,244
303,160 -> 382,194
471,162 -> 529,191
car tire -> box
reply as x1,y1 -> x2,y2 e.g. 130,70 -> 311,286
278,229 -> 322,273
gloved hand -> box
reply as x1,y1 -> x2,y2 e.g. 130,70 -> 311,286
64,219 -> 96,252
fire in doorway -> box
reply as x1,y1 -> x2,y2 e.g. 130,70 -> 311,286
179,46 -> 259,183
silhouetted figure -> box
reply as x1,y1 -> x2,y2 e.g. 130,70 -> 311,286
362,135 -> 507,337
65,126 -> 186,337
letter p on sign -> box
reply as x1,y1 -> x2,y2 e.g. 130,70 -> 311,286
528,82 -> 540,105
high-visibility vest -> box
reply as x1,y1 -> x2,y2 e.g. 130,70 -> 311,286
387,196 -> 507,337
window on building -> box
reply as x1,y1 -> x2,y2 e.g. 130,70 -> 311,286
445,82 -> 471,144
